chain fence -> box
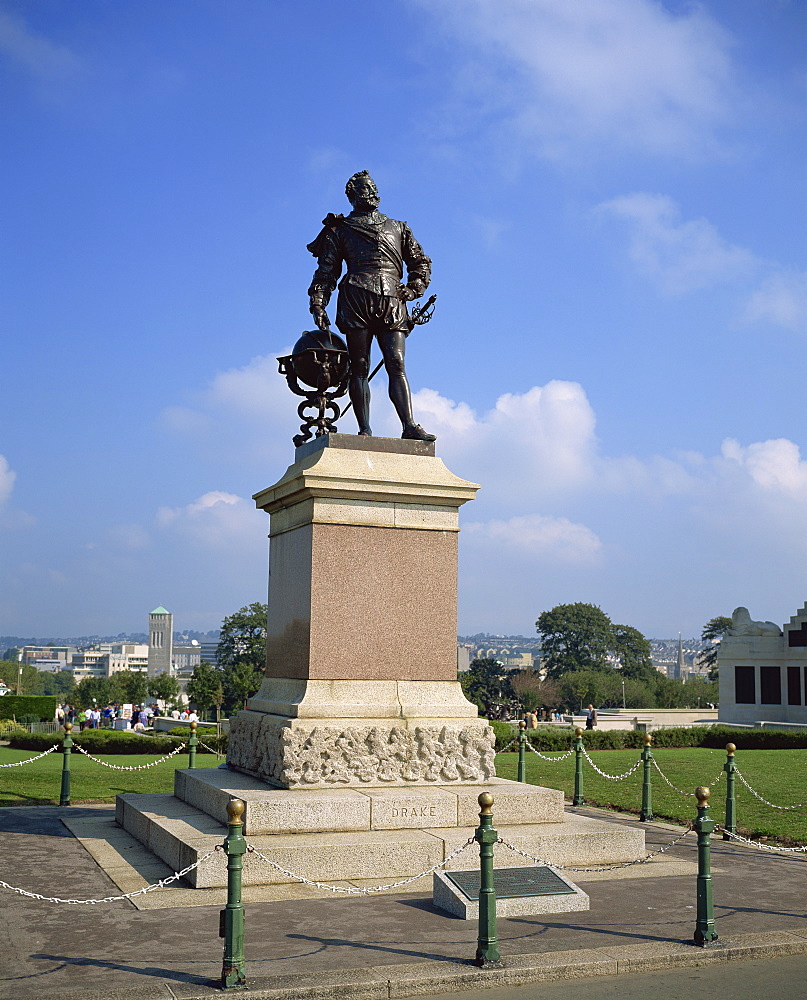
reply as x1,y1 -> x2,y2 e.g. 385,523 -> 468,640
244,837 -> 476,894
73,743 -> 187,770
650,759 -> 723,797
581,746 -> 642,781
734,768 -> 807,811
0,850 -> 217,904
496,826 -> 693,872
495,739 -> 517,755
197,740 -> 224,757
716,826 -> 807,854
525,742 -> 574,761
0,744 -> 60,768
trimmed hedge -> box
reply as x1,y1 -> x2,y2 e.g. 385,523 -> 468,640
0,695 -> 57,722
8,727 -> 228,755
490,722 -> 807,752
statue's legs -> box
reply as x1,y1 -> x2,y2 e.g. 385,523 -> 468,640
378,331 -> 436,441
346,327 -> 373,435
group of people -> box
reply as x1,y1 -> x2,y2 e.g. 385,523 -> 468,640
521,709 -> 567,727
54,702 -> 199,732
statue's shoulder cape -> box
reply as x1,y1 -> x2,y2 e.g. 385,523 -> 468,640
306,213 -> 346,257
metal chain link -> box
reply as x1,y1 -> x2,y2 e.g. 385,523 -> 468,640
734,768 -> 807,811
496,826 -> 693,872
716,826 -> 807,853
197,740 -> 223,757
0,850 -> 216,903
525,742 -> 574,761
651,759 -> 722,796
73,742 -> 187,770
582,746 -> 642,781
496,739 -> 517,755
0,744 -> 60,767
244,837 -> 476,893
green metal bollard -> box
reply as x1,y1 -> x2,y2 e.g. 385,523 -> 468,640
640,733 -> 653,822
572,727 -> 584,807
188,719 -> 198,769
693,786 -> 719,948
722,743 -> 736,841
59,722 -> 73,807
517,720 -> 526,784
474,792 -> 503,968
220,798 -> 247,989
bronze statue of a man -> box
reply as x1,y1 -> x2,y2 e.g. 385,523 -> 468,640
307,171 -> 435,441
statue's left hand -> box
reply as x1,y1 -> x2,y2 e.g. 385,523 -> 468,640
397,285 -> 417,302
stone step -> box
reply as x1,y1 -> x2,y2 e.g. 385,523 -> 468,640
116,792 -> 645,890
173,768 -> 564,834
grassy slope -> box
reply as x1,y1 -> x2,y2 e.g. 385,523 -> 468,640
495,747 -> 807,845
0,747 -> 220,805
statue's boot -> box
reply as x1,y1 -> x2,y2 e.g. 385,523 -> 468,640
402,423 -> 436,442
350,375 -> 372,436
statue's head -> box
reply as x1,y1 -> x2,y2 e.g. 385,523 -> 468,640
345,171 -> 379,211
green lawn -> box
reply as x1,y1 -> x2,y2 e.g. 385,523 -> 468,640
0,747 -> 221,805
495,747 -> 807,845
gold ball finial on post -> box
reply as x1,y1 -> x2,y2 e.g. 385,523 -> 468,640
478,791 -> 494,815
643,733 -> 652,746
226,798 -> 245,825
519,720 -> 526,730
726,743 -> 736,755
64,722 -> 73,734
574,727 -> 584,738
190,720 -> 198,732
695,786 -> 710,807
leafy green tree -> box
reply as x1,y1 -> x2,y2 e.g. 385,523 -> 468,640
216,603 -> 268,674
115,669 -> 149,705
536,603 -> 614,678
0,660 -> 38,694
223,660 -> 263,713
699,615 -> 733,681
186,661 -> 223,717
148,673 -> 180,705
510,669 -> 560,713
75,676 -> 117,708
461,658 -> 515,714
36,671 -> 77,698
611,624 -> 656,683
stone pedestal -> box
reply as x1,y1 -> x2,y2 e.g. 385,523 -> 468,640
226,434 -> 491,788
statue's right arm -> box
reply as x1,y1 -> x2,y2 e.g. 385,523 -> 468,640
307,230 -> 341,331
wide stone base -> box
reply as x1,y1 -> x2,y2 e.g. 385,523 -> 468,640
116,769 -> 645,890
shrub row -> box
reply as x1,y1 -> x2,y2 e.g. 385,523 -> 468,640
489,722 -> 807,752
7,729 -> 227,755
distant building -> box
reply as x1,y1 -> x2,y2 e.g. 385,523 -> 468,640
69,643 -> 148,680
198,639 -> 220,665
148,607 -> 173,677
18,645 -> 77,672
173,641 -> 202,673
718,603 -> 807,727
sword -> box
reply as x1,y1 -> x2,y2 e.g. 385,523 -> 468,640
341,295 -> 437,419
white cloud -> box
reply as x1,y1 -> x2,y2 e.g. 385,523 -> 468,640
156,491 -> 265,550
744,270 -> 807,334
0,11 -> 81,80
0,455 -> 15,507
720,438 -> 807,498
418,0 -> 736,159
596,193 -> 757,294
465,514 -> 602,564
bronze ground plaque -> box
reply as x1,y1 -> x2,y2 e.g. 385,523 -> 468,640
445,866 -> 576,901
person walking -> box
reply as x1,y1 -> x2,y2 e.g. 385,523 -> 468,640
584,704 -> 597,730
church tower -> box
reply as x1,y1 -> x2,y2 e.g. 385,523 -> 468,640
148,606 -> 173,677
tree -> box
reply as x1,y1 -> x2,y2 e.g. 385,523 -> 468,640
223,660 -> 263,714
75,676 -> 117,708
461,658 -> 515,715
700,616 -> 733,682
186,661 -> 223,717
536,603 -> 614,678
611,625 -> 656,683
510,669 -> 560,713
149,673 -> 180,705
115,669 -> 148,705
216,603 -> 268,673
36,670 -> 77,699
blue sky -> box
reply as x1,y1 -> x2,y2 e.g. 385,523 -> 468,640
1,0 -> 805,639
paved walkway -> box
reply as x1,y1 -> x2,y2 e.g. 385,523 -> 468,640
0,804 -> 805,999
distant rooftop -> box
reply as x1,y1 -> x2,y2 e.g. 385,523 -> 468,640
150,606 -> 171,615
